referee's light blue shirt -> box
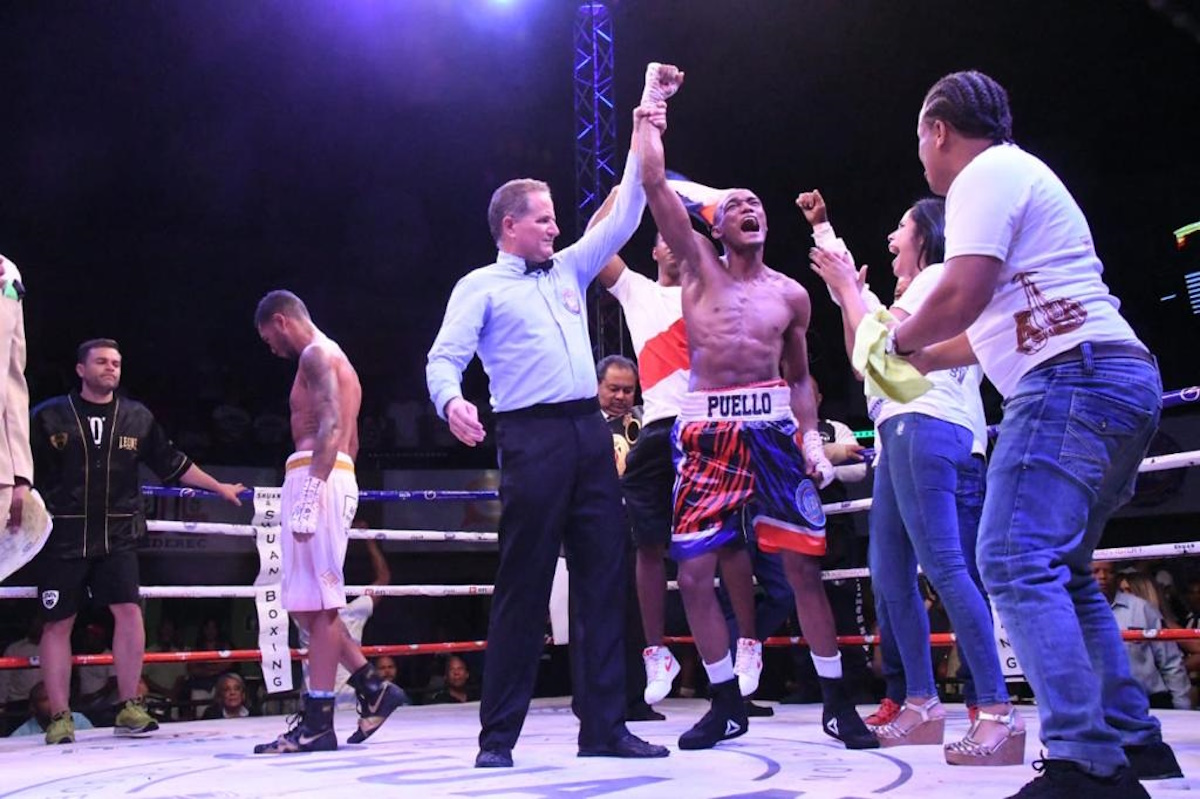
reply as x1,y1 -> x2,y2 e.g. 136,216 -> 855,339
427,153 -> 646,418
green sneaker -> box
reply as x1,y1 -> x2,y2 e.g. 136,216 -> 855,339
114,698 -> 159,736
45,710 -> 75,745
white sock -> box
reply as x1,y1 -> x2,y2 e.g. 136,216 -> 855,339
811,651 -> 843,680
703,652 -> 735,685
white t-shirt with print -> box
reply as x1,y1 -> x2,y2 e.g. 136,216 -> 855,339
607,269 -> 690,425
945,144 -> 1144,398
876,263 -> 988,454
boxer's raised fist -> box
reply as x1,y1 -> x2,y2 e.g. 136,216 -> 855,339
642,62 -> 684,105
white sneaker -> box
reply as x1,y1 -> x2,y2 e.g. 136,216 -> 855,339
734,638 -> 763,697
642,645 -> 681,705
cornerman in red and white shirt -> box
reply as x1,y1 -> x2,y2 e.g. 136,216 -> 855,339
589,191 -> 691,715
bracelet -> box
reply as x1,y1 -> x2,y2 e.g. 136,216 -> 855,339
886,328 -> 917,357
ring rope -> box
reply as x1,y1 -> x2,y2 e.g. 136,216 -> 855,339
812,541 -> 1200,582
0,584 -> 495,600
146,520 -> 498,543
0,641 -> 490,670
3,538 -> 1196,601
141,486 -> 508,503
666,627 -> 1200,649
137,448 -> 1200,503
3,628 -> 1196,671
1163,385 -> 1200,408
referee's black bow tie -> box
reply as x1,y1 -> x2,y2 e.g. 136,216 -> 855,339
525,258 -> 555,275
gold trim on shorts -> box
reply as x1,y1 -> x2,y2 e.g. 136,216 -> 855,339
285,456 -> 355,474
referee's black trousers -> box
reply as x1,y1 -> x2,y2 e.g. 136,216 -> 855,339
479,399 -> 630,752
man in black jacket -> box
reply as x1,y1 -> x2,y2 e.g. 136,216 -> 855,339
30,338 -> 244,744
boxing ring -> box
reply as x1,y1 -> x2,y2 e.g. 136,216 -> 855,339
1,390 -> 1199,797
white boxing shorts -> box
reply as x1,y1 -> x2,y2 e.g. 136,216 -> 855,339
281,451 -> 359,612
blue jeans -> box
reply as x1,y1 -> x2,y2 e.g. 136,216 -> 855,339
870,413 -> 1008,705
876,451 -> 988,705
952,452 -> 987,706
978,352 -> 1162,776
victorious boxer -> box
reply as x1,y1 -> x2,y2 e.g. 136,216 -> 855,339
635,63 -> 876,751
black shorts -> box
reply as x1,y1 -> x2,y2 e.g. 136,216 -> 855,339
38,549 -> 141,621
621,417 -> 676,549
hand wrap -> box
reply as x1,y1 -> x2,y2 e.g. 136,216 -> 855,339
801,430 -> 835,489
641,62 -> 681,105
289,475 -> 325,539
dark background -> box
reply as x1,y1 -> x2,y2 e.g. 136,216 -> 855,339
2,0 -> 1198,459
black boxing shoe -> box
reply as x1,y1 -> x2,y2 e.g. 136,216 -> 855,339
819,677 -> 879,750
346,662 -> 406,744
678,679 -> 748,750
253,694 -> 337,754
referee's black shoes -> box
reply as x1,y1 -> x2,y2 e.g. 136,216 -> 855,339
579,731 -> 669,758
475,748 -> 514,768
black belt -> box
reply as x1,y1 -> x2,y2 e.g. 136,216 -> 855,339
496,397 -> 599,419
641,417 -> 676,432
1037,341 -> 1153,369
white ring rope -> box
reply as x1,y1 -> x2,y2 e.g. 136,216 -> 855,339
1137,450 -> 1200,473
0,584 -> 495,600
5,538 -> 1197,601
148,520 -> 498,543
803,542 -> 1200,583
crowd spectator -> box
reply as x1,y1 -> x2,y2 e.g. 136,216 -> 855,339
8,682 -> 93,738
143,616 -> 187,703
0,616 -> 43,719
1094,561 -> 1192,710
200,673 -> 256,720
429,656 -> 479,704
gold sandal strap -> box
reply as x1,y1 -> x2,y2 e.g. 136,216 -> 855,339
974,708 -> 1017,729
903,696 -> 941,721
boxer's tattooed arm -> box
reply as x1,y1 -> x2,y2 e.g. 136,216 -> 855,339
298,344 -> 341,481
